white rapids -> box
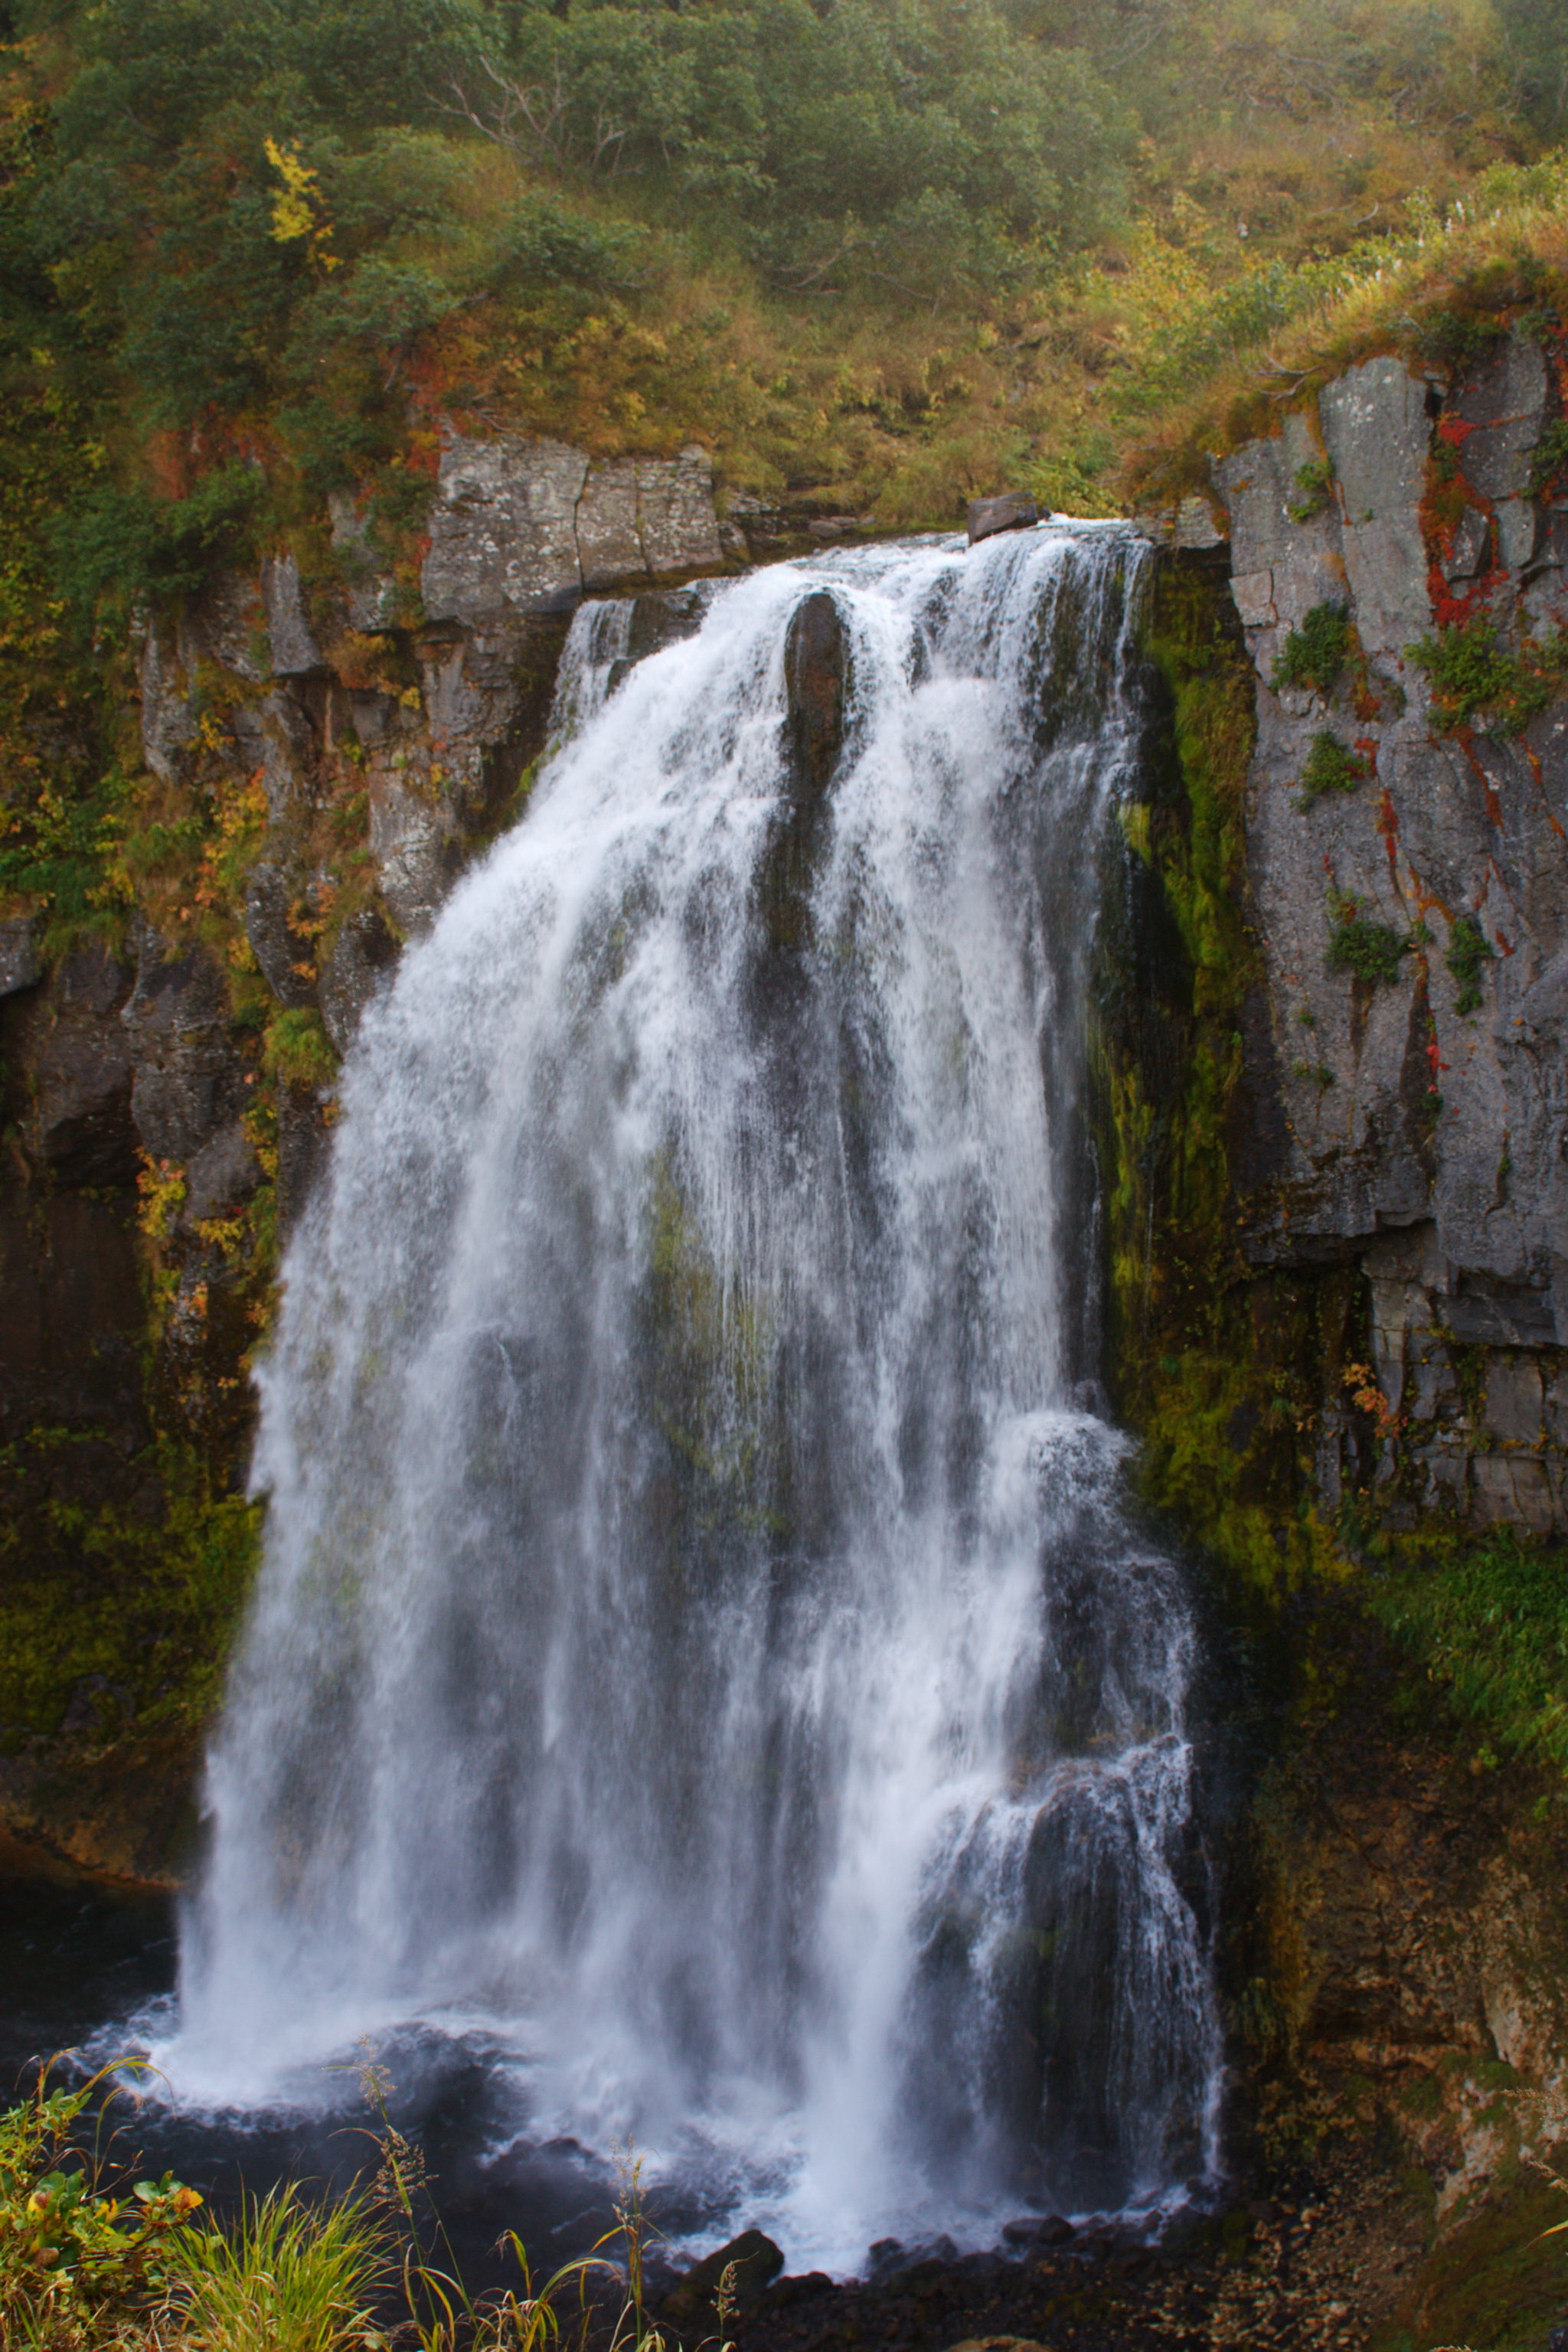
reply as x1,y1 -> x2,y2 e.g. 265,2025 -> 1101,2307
160,524 -> 1223,2271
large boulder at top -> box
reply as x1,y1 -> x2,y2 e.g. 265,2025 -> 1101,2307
660,2228 -> 785,2321
575,455 -> 643,591
968,492 -> 1038,544
636,445 -> 724,577
421,433 -> 726,630
423,434 -> 590,627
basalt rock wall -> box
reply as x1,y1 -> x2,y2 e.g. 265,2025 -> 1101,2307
1108,335 -> 1568,2308
1184,330 -> 1568,1537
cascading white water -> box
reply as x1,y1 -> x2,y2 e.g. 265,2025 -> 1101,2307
168,525 -> 1221,2265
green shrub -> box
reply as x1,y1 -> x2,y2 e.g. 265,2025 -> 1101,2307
1528,416 -> 1568,496
263,1008 -> 339,1092
51,463 -> 273,629
1446,912 -> 1494,1013
1406,612 -> 1568,737
0,2063 -> 202,2344
1415,306 -> 1503,368
1325,889 -> 1410,985
1295,729 -> 1372,805
0,1430 -> 265,1738
0,765 -> 132,949
1285,456 -> 1335,523
1370,1525 -> 1568,1774
1271,603 -> 1353,697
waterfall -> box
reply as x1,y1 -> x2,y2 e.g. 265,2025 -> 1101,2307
169,526 -> 1222,2263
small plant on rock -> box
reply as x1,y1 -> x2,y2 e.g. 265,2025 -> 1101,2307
1343,1359 -> 1404,1440
1271,602 -> 1354,697
1446,912 -> 1494,1013
263,1007 -> 339,1092
1294,729 -> 1374,805
1325,888 -> 1410,986
1285,456 -> 1335,522
1528,418 -> 1568,497
1406,613 -> 1568,737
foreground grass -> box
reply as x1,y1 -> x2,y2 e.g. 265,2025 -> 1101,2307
169,2187 -> 385,2352
0,2059 -> 692,2352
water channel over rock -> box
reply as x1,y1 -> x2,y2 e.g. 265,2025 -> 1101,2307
155,526 -> 1222,2271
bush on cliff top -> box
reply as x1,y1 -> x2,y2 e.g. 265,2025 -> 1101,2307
1119,149 -> 1568,508
0,0 -> 1550,647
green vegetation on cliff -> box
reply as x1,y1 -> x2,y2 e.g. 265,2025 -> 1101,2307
1122,145 -> 1568,507
0,0 -> 1557,602
1370,1524 -> 1568,1774
1099,552 -> 1348,1603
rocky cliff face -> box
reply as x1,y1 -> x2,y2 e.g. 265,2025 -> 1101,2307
0,430 -> 727,1870
1196,331 -> 1568,1535
1116,335 -> 1568,2301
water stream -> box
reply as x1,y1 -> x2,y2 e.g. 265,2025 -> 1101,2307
154,525 -> 1220,2270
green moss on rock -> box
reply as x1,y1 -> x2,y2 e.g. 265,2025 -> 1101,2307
1096,551 -> 1344,1599
0,1429 -> 260,1745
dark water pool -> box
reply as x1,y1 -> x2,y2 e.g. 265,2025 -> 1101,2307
0,1869 -> 716,2299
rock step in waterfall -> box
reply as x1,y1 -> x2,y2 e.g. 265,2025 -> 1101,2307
162,524 -> 1222,2272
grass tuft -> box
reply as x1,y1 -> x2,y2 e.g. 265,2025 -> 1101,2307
171,2186 -> 387,2352
1370,1526 -> 1568,1775
1272,604 -> 1354,698
1295,729 -> 1374,805
1446,912 -> 1494,1014
1325,889 -> 1412,986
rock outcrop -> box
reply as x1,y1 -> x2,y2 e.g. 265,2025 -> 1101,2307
145,434 -> 724,969
1200,330 -> 1568,1532
0,426 -> 730,1837
422,435 -> 723,625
